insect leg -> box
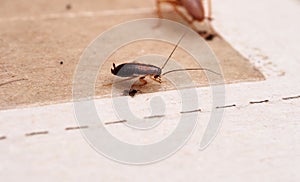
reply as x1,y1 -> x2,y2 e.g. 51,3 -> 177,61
127,89 -> 140,97
170,3 -> 211,39
150,75 -> 162,83
155,0 -> 181,29
127,76 -> 148,97
137,76 -> 148,86
171,4 -> 198,27
156,0 -> 181,18
202,0 -> 217,40
204,21 -> 217,40
207,0 -> 212,21
156,0 -> 163,18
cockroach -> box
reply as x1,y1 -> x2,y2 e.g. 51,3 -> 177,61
110,33 -> 220,97
156,0 -> 216,40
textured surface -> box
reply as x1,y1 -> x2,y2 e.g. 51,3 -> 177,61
0,0 -> 263,110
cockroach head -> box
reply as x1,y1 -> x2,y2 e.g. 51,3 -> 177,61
154,74 -> 160,79
111,63 -> 117,75
154,74 -> 162,83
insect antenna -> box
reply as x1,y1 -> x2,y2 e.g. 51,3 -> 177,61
160,32 -> 187,70
162,68 -> 221,76
159,32 -> 221,78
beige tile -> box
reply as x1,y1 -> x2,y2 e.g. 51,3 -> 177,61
0,5 -> 263,109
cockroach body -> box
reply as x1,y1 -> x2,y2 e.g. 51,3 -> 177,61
110,33 -> 220,96
111,63 -> 161,77
156,0 -> 216,40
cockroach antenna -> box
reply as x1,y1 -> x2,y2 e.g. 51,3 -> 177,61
160,32 -> 187,70
159,32 -> 221,77
162,68 -> 221,76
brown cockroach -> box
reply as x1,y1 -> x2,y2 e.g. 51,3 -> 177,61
110,33 -> 220,97
156,0 -> 216,40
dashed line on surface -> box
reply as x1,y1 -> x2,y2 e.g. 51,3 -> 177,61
0,93 -> 299,140
144,115 -> 165,119
65,126 -> 89,130
282,95 -> 300,100
25,131 -> 49,137
105,120 -> 127,125
180,109 -> 202,114
216,104 -> 236,109
249,99 -> 269,104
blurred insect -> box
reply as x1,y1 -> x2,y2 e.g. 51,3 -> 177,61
110,33 -> 220,97
156,0 -> 216,40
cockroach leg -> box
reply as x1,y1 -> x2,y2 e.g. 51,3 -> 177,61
156,0 -> 180,18
125,76 -> 147,96
124,77 -> 147,97
171,4 -> 201,32
156,0 -> 163,18
195,19 -> 217,40
123,89 -> 141,97
127,75 -> 160,97
128,89 -> 139,97
156,0 -> 217,40
198,30 -> 208,35
172,4 -> 193,23
205,20 -> 218,39
203,33 -> 215,41
157,0 -> 196,29
154,0 -> 180,29
137,76 -> 147,86
150,75 -> 162,83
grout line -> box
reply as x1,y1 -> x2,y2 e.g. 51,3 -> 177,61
249,99 -> 269,104
25,131 -> 49,137
216,104 -> 236,109
0,8 -> 155,22
65,126 -> 89,130
180,109 -> 202,114
0,78 -> 28,87
282,95 -> 300,100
